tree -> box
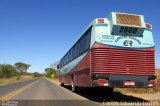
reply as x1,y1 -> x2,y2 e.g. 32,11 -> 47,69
0,64 -> 3,78
15,62 -> 31,74
0,64 -> 16,78
33,72 -> 43,77
45,68 -> 52,74
45,68 -> 56,78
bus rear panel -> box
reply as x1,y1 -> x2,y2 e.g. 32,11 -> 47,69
91,12 -> 156,88
59,12 -> 156,90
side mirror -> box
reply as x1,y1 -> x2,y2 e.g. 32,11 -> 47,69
57,64 -> 60,69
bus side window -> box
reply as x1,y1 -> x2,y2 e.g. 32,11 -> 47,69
86,29 -> 91,50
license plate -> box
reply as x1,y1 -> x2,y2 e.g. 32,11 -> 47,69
124,81 -> 135,86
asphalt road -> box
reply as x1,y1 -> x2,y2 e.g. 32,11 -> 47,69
0,78 -> 100,106
0,78 -> 38,97
0,78 -> 154,106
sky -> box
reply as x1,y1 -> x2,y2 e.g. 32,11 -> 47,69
0,0 -> 159,73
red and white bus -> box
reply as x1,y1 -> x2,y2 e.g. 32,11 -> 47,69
58,12 -> 156,92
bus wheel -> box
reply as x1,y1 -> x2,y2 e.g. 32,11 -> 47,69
60,83 -> 64,87
105,87 -> 114,93
71,82 -> 78,92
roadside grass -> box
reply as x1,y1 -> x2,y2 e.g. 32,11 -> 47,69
0,75 -> 34,85
156,69 -> 160,78
115,69 -> 160,94
46,76 -> 60,85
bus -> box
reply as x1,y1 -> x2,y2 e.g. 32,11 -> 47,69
57,12 -> 156,92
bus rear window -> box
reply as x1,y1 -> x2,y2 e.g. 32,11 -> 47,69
116,13 -> 142,26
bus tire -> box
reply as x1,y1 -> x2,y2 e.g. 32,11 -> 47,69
105,87 -> 114,93
71,82 -> 78,93
60,83 -> 64,87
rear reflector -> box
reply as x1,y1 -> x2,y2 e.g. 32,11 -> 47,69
149,79 -> 156,87
98,78 -> 106,83
146,23 -> 151,28
98,18 -> 104,23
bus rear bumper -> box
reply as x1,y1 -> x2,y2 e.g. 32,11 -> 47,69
92,74 -> 156,88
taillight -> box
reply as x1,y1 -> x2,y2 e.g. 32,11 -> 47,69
148,79 -> 156,87
98,18 -> 104,23
146,23 -> 151,28
98,78 -> 106,83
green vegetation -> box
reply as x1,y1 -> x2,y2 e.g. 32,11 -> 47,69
33,72 -> 44,77
45,68 -> 56,78
0,64 -> 16,78
0,62 -> 31,79
15,62 -> 31,74
0,64 -> 17,78
0,62 -> 42,84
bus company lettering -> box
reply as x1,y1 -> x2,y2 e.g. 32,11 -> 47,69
124,40 -> 133,46
115,36 -> 127,43
102,35 -> 114,40
115,36 -> 141,44
129,36 -> 141,44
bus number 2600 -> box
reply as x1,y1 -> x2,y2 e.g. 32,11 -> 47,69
120,27 -> 137,34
